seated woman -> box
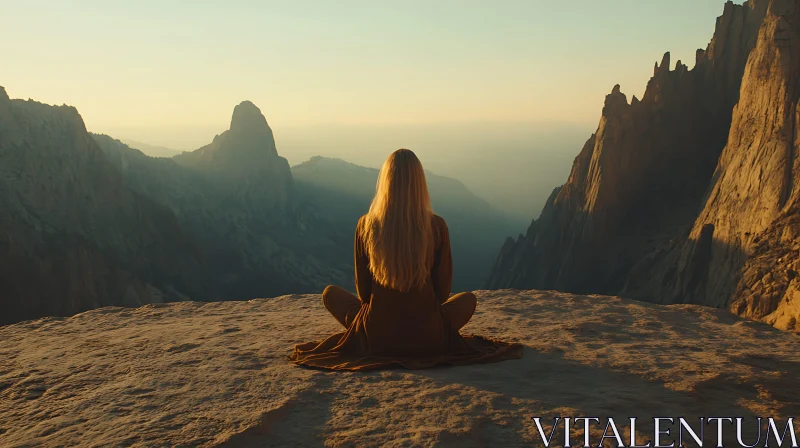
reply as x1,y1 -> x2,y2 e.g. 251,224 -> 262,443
289,149 -> 522,371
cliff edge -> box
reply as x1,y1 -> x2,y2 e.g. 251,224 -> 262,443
1,291 -> 798,447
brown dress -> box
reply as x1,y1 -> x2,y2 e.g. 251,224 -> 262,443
288,214 -> 523,371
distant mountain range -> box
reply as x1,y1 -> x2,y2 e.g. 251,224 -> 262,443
0,92 -> 520,324
93,101 -> 353,305
120,139 -> 182,158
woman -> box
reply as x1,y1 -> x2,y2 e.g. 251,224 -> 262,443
289,149 -> 522,371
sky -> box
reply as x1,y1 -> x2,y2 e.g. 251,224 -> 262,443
1,0 -> 743,220
2,0 -> 741,149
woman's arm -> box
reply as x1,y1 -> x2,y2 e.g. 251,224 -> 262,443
354,218 -> 372,303
431,217 -> 453,303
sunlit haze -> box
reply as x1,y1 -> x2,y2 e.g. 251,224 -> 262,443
2,0 -> 742,217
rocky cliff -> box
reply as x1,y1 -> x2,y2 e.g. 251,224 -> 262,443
0,87 -> 211,325
628,0 -> 800,331
1,291 -> 798,446
488,0 -> 800,331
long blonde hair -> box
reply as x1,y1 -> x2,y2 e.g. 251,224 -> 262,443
361,148 -> 434,292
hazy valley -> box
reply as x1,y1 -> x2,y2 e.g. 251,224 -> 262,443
120,123 -> 582,223
0,93 -> 521,324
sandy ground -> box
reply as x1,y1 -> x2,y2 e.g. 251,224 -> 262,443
1,289 -> 799,447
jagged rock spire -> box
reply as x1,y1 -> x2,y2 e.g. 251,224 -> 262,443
654,52 -> 671,75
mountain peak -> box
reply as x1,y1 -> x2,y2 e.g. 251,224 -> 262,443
654,51 -> 671,75
230,100 -> 269,134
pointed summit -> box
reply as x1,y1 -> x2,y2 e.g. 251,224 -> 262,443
654,51 -> 671,75
172,99 -> 291,209
602,84 -> 629,114
230,100 -> 270,134
175,100 -> 280,169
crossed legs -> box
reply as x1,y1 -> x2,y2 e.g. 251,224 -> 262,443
442,291 -> 477,331
322,285 -> 477,331
322,285 -> 361,329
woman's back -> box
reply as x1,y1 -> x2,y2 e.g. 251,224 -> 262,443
355,213 -> 453,356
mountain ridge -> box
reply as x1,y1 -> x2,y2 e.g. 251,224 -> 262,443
94,118 -> 351,303
119,139 -> 182,158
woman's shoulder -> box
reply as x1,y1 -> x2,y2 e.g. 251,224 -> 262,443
430,214 -> 449,250
432,214 -> 448,232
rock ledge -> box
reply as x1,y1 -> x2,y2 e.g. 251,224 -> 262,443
1,290 -> 798,447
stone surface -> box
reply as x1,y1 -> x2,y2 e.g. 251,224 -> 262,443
1,291 -> 798,447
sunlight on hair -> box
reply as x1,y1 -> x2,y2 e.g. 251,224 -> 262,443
361,149 -> 434,292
